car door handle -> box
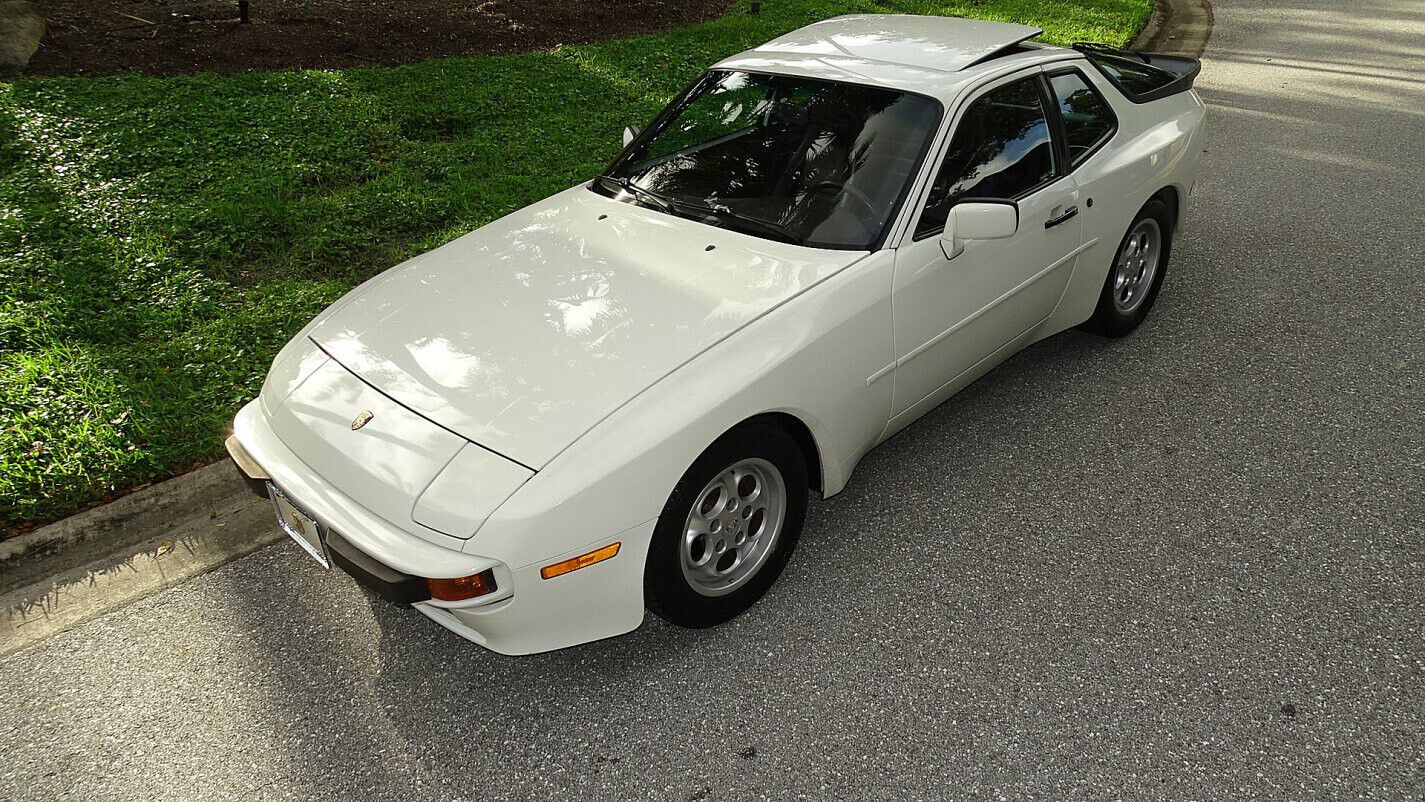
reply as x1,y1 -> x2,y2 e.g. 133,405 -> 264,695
1045,206 -> 1079,229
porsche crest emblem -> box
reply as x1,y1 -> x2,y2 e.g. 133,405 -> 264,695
351,410 -> 374,430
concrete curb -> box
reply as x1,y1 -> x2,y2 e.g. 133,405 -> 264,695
0,1 -> 44,77
1132,0 -> 1214,57
0,460 -> 278,655
0,458 -> 269,589
1,459 -> 264,588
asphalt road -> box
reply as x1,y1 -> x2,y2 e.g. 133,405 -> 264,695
3,1 -> 1423,799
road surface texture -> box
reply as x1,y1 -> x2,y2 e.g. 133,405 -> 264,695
3,1 -> 1422,799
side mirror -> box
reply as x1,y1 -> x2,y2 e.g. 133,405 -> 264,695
939,200 -> 1019,260
622,125 -> 642,147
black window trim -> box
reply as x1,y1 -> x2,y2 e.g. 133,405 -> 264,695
910,71 -> 1064,242
1042,65 -> 1119,171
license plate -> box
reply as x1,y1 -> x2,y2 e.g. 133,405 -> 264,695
269,482 -> 329,569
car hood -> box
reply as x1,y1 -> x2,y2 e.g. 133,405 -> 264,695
310,185 -> 866,469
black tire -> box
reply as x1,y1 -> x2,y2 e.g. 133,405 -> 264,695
645,422 -> 808,628
1081,197 -> 1174,337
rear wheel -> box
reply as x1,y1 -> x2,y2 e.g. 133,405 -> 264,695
1082,198 -> 1173,337
645,423 -> 808,628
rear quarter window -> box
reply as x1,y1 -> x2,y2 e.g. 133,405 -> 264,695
1049,71 -> 1117,167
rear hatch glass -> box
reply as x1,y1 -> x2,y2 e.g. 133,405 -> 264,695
1075,44 -> 1201,103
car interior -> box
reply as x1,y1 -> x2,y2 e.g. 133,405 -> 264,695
621,75 -> 937,248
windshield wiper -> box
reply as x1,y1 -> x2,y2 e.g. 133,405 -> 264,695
597,175 -> 675,214
682,202 -> 805,245
596,176 -> 804,245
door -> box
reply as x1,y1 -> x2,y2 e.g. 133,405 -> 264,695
889,70 -> 1084,416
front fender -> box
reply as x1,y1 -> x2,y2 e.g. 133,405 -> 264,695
466,248 -> 899,571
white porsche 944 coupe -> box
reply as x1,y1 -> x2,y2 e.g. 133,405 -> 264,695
227,15 -> 1205,654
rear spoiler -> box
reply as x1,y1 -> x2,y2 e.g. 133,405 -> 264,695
1072,43 -> 1201,104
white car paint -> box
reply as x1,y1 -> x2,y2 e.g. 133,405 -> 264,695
231,14 -> 1205,654
308,190 -> 869,472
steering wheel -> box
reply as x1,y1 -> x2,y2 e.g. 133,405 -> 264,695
807,180 -> 879,222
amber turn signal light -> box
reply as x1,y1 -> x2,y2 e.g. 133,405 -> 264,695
427,569 -> 497,602
541,542 -> 621,580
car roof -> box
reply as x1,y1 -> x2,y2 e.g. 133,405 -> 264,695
713,14 -> 1080,103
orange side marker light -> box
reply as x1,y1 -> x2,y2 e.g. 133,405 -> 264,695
541,542 -> 621,580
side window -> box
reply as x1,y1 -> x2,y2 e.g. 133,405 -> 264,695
915,77 -> 1056,238
1049,71 -> 1116,166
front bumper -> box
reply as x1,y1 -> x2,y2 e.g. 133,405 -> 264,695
227,433 -> 432,604
225,433 -> 271,499
326,529 -> 431,604
226,400 -> 652,655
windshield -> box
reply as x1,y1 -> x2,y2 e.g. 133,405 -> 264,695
595,70 -> 941,250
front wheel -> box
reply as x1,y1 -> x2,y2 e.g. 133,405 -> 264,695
645,423 -> 808,628
1081,198 -> 1173,337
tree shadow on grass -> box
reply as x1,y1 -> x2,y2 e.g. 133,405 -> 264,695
0,51 -> 660,528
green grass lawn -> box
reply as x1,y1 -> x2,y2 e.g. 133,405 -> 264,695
0,0 -> 1150,531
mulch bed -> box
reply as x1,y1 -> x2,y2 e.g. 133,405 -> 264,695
26,0 -> 733,77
